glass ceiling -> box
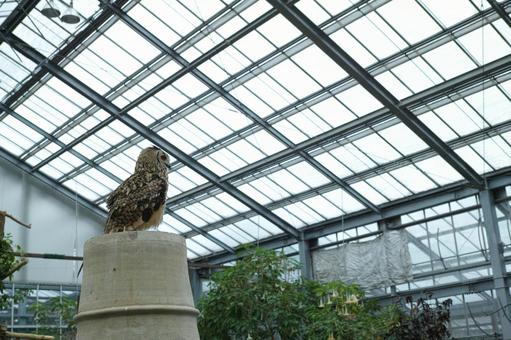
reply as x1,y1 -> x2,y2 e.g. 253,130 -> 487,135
0,0 -> 510,260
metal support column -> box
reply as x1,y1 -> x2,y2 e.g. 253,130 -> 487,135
299,235 -> 316,279
189,268 -> 202,307
480,189 -> 511,338
378,217 -> 401,295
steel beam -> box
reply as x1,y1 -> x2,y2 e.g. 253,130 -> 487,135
0,0 -> 129,118
0,32 -> 301,240
35,0 -> 384,181
43,0 -> 507,189
54,0 -> 501,186
102,1 -> 380,214
23,0 -> 286,173
495,188 -> 511,220
108,0 -> 379,212
163,54 -> 511,209
377,274 -> 510,305
267,0 -> 484,188
19,0 -> 254,162
479,189 -> 511,337
180,120 -> 511,238
188,268 -> 202,306
298,236 -> 315,279
201,168 -> 511,264
0,0 -> 38,33
489,0 -> 511,28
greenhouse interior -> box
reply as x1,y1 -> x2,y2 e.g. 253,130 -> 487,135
0,0 -> 511,339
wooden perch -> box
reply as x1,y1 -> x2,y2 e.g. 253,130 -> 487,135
5,331 -> 54,339
0,211 -> 31,229
1,258 -> 28,280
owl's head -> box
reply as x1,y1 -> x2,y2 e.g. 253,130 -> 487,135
135,146 -> 170,175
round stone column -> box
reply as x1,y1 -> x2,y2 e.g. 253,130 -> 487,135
75,231 -> 199,340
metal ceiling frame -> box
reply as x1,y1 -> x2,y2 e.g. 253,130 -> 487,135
22,0 -> 507,205
17,0 -> 259,164
146,0 -> 506,181
0,31 -> 301,239
203,167 -> 511,264
267,0 -> 484,188
166,53 -> 511,210
0,0 -> 510,265
32,0 -> 381,180
0,0 -> 38,33
0,0 -> 131,120
86,4 -> 511,209
489,0 -> 511,28
22,2 -> 287,174
104,2 -> 380,214
179,119 -> 511,240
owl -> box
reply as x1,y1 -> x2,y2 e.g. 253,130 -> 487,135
104,146 -> 170,233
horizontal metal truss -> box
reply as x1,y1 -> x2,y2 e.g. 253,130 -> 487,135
179,119 -> 511,240
377,273 -> 511,306
0,31 -> 301,239
202,168 -> 511,264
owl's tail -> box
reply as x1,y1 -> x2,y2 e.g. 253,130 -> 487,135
104,213 -> 114,233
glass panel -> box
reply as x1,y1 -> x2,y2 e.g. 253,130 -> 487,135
377,0 -> 441,44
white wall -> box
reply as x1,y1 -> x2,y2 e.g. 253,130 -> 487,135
0,157 -> 105,285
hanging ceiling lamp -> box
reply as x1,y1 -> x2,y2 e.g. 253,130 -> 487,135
61,0 -> 80,24
41,0 -> 61,18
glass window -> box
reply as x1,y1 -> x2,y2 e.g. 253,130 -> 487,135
421,0 -> 478,27
291,45 -> 347,86
423,42 -> 477,80
459,24 -> 511,65
377,0 -> 441,44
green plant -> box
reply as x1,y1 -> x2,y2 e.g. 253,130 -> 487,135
198,248 -> 314,340
0,233 -> 30,310
305,281 -> 401,340
385,294 -> 452,340
198,248 -> 402,340
28,296 -> 77,339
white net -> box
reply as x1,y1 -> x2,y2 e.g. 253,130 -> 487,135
312,230 -> 412,289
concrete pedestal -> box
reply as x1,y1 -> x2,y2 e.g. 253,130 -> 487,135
75,231 -> 199,340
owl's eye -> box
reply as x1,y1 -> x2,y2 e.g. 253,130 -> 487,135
160,154 -> 167,161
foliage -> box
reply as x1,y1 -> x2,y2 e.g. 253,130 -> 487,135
0,233 -> 30,310
198,248 -> 314,340
385,293 -> 452,340
198,248 -> 402,340
28,296 -> 77,339
304,280 -> 401,340
0,233 -> 19,280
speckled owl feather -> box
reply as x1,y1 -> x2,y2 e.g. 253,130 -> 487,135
104,147 -> 170,233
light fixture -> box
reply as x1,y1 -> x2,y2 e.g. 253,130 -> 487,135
41,0 -> 61,18
60,0 -> 80,24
